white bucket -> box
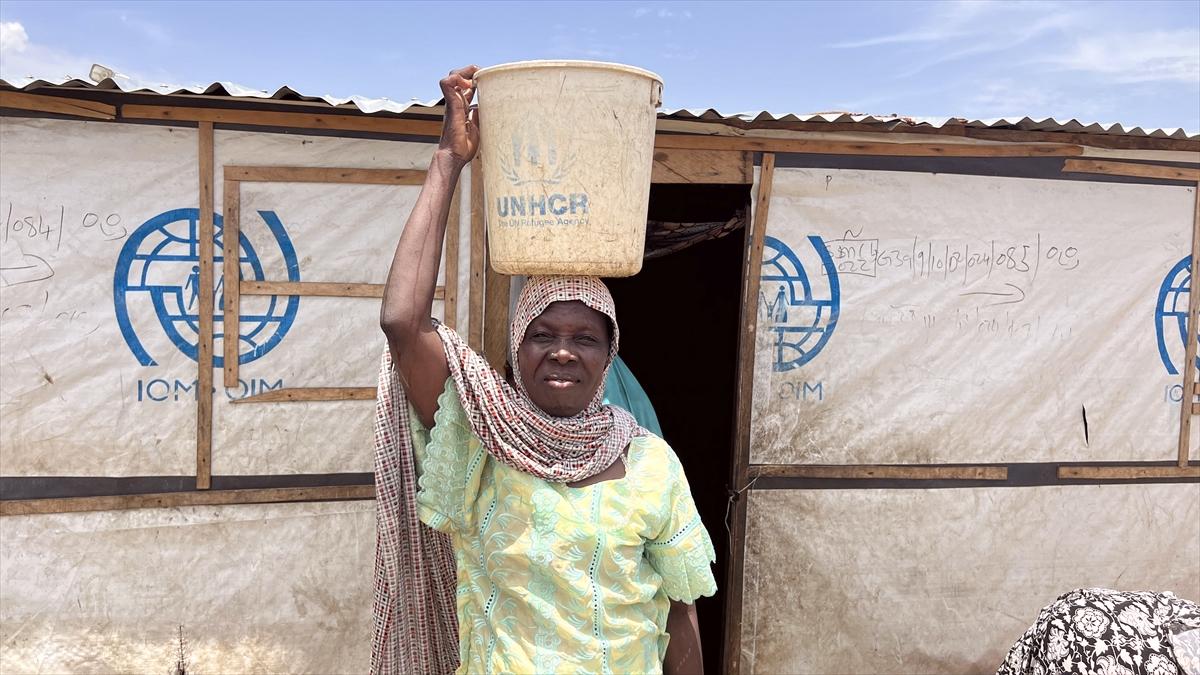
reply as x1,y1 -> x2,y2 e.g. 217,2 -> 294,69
474,60 -> 663,277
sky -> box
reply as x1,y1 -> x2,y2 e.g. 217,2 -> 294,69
0,0 -> 1197,133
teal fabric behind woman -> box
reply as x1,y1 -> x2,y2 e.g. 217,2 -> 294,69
603,356 -> 663,437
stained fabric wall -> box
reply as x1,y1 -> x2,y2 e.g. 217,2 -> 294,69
741,161 -> 1200,673
0,117 -> 462,671
0,501 -> 375,673
0,118 -> 451,476
751,166 -> 1197,464
740,486 -> 1200,673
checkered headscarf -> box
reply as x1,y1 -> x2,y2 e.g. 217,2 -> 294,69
371,276 -> 644,674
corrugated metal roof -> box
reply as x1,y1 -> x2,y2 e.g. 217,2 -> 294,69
0,73 -> 443,115
2,71 -> 1196,140
658,109 -> 1198,140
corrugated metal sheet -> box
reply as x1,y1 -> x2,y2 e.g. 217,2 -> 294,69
2,72 -> 1195,140
658,108 -> 1198,140
0,74 -> 443,115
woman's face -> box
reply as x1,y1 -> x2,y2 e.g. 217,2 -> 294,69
517,300 -> 611,417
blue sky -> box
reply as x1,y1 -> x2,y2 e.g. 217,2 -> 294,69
1,0 -> 1197,132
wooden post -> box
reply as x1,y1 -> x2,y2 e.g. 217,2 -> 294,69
468,158 -> 486,351
222,179 -> 241,388
1181,186 -> 1200,468
443,183 -> 461,330
196,122 -> 215,490
483,257 -> 511,372
723,153 -> 775,675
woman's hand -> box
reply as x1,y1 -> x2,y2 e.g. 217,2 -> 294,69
438,65 -> 480,168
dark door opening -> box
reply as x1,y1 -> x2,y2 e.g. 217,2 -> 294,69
606,183 -> 749,674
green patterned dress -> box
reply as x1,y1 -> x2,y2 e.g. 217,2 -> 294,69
410,378 -> 718,674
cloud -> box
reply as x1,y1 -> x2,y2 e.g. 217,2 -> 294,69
546,26 -> 619,60
832,29 -> 969,49
0,20 -> 168,85
895,8 -> 1080,77
633,5 -> 692,20
831,0 -> 1012,48
661,42 -> 697,61
1043,30 -> 1200,84
829,1 -> 1200,88
966,79 -> 1057,116
0,21 -> 93,81
1,21 -> 29,53
117,12 -> 172,46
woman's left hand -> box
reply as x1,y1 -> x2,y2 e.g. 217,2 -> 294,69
438,65 -> 481,167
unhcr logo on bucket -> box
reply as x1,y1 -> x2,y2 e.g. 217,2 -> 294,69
494,131 -> 589,227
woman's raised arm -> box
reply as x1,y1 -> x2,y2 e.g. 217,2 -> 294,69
380,65 -> 479,427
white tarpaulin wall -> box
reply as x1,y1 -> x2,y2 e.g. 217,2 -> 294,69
2,119 -> 200,476
741,163 -> 1200,672
1,501 -> 375,673
739,485 -> 1200,673
0,118 -> 453,476
751,166 -> 1198,464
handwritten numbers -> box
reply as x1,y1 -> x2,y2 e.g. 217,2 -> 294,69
81,212 -> 126,240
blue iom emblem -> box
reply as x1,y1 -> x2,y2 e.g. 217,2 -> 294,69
759,235 -> 841,372
1156,255 -> 1195,376
114,208 -> 300,367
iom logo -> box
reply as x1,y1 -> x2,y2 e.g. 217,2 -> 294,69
114,208 -> 300,367
760,235 -> 840,372
1156,255 -> 1195,376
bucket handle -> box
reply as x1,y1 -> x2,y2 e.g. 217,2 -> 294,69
651,81 -> 663,108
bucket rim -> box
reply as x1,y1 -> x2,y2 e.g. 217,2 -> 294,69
474,60 -> 662,84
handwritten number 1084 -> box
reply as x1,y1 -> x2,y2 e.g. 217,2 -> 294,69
2,204 -> 126,247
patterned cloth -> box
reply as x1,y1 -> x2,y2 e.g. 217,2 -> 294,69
371,276 -> 646,675
410,377 -> 717,673
997,588 -> 1200,675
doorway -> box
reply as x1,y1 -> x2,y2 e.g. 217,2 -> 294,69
606,183 -> 750,674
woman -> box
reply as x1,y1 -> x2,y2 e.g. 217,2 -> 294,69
373,65 -> 717,675
997,588 -> 1200,675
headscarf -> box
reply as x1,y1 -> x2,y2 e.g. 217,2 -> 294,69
371,276 -> 644,674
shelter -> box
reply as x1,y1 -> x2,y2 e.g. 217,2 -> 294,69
1,69 -> 1198,674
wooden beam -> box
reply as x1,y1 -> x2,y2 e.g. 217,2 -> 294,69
1063,159 -> 1200,182
962,126 -> 1200,153
233,387 -> 376,403
1193,402 -> 1200,416
239,280 -> 443,299
196,122 -> 215,490
121,104 -> 441,136
468,158 -> 486,351
443,183 -> 461,330
660,118 -> 1200,153
242,280 -> 383,297
0,90 -> 116,120
654,134 -> 1084,157
1183,187 -> 1200,467
723,153 -> 774,675
651,149 -> 753,184
222,179 -> 242,388
223,166 -> 426,185
747,464 -> 1008,480
0,485 -> 376,517
1058,465 -> 1200,480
